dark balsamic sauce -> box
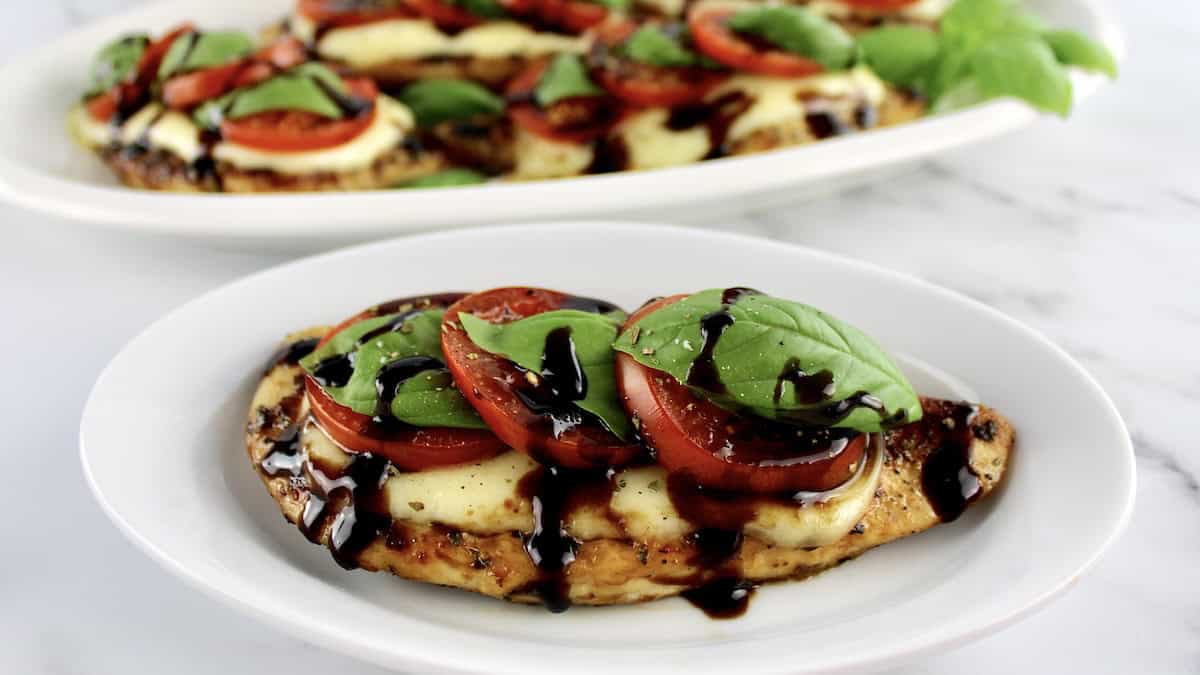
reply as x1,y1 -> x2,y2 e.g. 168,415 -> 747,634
514,327 -> 590,441
773,360 -> 835,405
263,337 -> 320,374
681,578 -> 756,619
517,466 -> 584,612
805,110 -> 848,140
374,355 -> 447,419
310,352 -> 356,388
919,403 -> 982,523
685,288 -> 760,393
300,452 -> 393,570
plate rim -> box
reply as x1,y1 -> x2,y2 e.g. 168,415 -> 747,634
79,221 -> 1136,675
0,0 -> 1126,241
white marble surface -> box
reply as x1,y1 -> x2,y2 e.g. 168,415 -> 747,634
2,1 -> 1197,673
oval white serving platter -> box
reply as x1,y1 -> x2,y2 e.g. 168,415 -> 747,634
80,222 -> 1134,675
0,0 -> 1122,248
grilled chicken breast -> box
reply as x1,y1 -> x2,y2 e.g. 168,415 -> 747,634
246,329 -> 1013,609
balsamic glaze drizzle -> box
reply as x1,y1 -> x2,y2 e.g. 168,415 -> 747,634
919,403 -> 983,523
373,355 -> 447,419
299,452 -> 393,570
263,337 -> 320,374
518,466 -> 585,612
684,288 -> 760,393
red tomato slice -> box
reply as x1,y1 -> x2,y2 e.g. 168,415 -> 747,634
506,60 -> 617,144
219,78 -> 378,152
688,7 -> 824,78
539,0 -> 608,33
442,287 -> 641,469
161,37 -> 311,110
404,0 -> 482,29
304,294 -> 508,470
86,89 -> 119,122
86,23 -> 195,122
162,61 -> 245,109
298,0 -> 416,26
615,295 -> 867,493
597,62 -> 725,107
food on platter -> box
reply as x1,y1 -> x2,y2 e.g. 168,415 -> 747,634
246,287 -> 1013,615
70,0 -> 1115,191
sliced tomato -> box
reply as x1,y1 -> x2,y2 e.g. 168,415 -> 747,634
162,61 -> 246,109
136,23 -> 195,84
304,294 -> 508,470
219,78 -> 378,152
298,0 -> 416,26
615,295 -> 867,493
86,23 -> 195,122
404,0 -> 482,29
506,60 -> 617,143
597,62 -> 725,107
86,89 -> 119,122
688,7 -> 824,78
161,37 -> 309,110
539,0 -> 608,33
442,287 -> 641,469
254,36 -> 309,70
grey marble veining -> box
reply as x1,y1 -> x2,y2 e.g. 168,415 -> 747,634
2,0 -> 1198,673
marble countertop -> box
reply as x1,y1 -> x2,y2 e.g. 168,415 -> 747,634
2,1 -> 1196,673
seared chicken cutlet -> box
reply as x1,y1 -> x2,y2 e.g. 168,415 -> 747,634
244,288 -> 1012,613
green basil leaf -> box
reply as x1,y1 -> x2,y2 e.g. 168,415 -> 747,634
400,168 -> 488,188
929,76 -> 984,114
622,26 -> 698,67
88,35 -> 147,97
223,63 -> 349,120
971,33 -> 1072,116
535,54 -> 604,107
300,309 -> 487,429
613,290 -> 921,432
449,0 -> 508,19
857,25 -> 940,89
398,78 -> 505,128
158,31 -> 254,80
726,6 -> 856,71
588,0 -> 630,10
1042,29 -> 1117,77
940,0 -> 1029,47
459,309 -> 632,440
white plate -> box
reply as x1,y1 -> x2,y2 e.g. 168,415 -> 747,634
81,222 -> 1134,675
1,0 -> 1122,248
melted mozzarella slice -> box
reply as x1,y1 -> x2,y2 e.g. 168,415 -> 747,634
706,67 -> 887,144
611,108 -> 711,171
293,14 -> 584,68
213,95 -> 415,175
304,411 -> 881,549
611,443 -> 883,548
510,127 -> 595,180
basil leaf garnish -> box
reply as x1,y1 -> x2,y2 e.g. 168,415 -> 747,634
622,26 -> 699,67
613,290 -> 921,432
856,0 -> 1113,116
535,54 -> 604,107
726,6 -> 855,71
201,63 -> 349,122
1042,29 -> 1117,77
88,35 -> 147,97
300,309 -> 487,429
398,79 -> 505,128
588,0 -> 630,9
459,309 -> 632,440
856,25 -> 941,90
158,31 -> 254,80
971,34 -> 1072,116
400,168 -> 488,188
